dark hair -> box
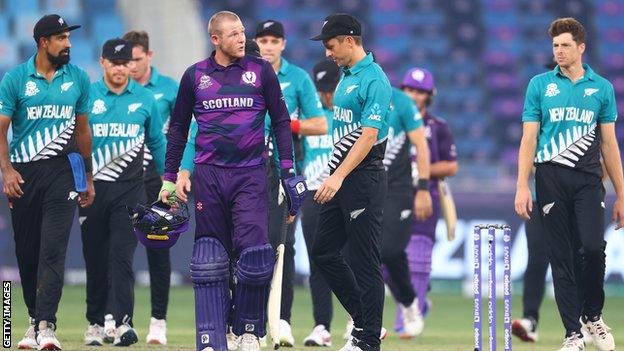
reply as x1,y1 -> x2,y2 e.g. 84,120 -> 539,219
548,17 -> 586,44
122,30 -> 149,52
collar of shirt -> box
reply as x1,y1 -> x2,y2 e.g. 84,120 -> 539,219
96,77 -> 138,95
146,65 -> 161,87
554,63 -> 595,82
277,58 -> 290,76
206,51 -> 247,73
343,52 -> 374,76
26,54 -> 68,79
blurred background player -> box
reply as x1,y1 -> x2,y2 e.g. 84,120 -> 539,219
515,17 -> 622,351
310,13 -> 391,351
80,38 -> 165,347
300,59 -> 339,347
378,82 -> 432,339
391,67 -> 458,334
254,19 -> 326,348
0,14 -> 94,351
160,11 -> 304,351
122,29 -> 179,346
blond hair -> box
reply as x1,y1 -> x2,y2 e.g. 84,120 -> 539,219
208,11 -> 241,36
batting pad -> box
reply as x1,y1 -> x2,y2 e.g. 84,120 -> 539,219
409,235 -> 434,273
190,237 -> 230,351
233,244 -> 275,337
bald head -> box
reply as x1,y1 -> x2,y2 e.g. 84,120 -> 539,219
208,11 -> 241,36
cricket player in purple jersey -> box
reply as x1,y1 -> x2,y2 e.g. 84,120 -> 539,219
158,11 -> 306,351
388,68 -> 458,333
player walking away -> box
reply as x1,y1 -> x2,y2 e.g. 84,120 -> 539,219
80,38 -> 166,347
300,59 -> 340,347
377,83 -> 433,339
254,20 -> 326,347
0,14 -> 94,350
309,13 -> 391,351
388,67 -> 458,335
515,17 -> 623,351
159,12 -> 305,351
122,30 -> 179,346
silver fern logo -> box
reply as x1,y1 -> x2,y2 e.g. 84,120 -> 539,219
127,103 -> 142,113
545,83 -> 560,97
60,82 -> 73,92
24,81 -> 39,97
92,99 -> 107,115
584,88 -> 599,97
154,93 -> 163,100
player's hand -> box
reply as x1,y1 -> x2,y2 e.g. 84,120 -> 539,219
286,214 -> 295,224
414,190 -> 433,221
79,176 -> 95,208
2,166 -> 24,199
612,198 -> 624,230
159,180 -> 177,204
314,173 -> 344,204
175,170 -> 192,203
514,186 -> 533,220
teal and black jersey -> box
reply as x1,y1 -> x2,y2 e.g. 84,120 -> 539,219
88,79 -> 166,182
0,55 -> 90,163
384,87 -> 423,189
522,64 -> 617,176
265,58 -> 323,174
302,107 -> 333,190
328,53 -> 392,173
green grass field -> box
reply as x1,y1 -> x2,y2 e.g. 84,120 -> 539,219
7,285 -> 624,350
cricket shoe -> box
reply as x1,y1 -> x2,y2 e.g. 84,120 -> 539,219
399,300 -> 424,338
84,324 -> 105,346
113,319 -> 138,347
259,335 -> 267,348
558,333 -> 585,351
227,330 -> 239,350
303,325 -> 332,347
581,315 -> 615,351
511,317 -> 538,342
343,319 -> 387,340
146,317 -> 167,345
279,319 -> 295,347
36,321 -> 61,350
339,337 -> 380,351
17,317 -> 38,349
103,314 -> 116,344
238,333 -> 260,351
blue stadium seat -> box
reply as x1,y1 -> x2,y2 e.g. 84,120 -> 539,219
0,40 -> 19,69
0,14 -> 10,38
13,13 -> 42,45
5,0 -> 39,15
69,38 -> 95,64
44,0 -> 81,20
92,15 -> 125,47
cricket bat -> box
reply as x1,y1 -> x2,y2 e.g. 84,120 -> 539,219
439,180 -> 457,241
267,206 -> 288,349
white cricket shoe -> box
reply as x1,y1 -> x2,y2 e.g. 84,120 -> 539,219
17,318 -> 38,349
36,321 -> 61,350
103,314 -> 116,344
399,300 -> 424,338
84,324 -> 105,346
511,318 -> 538,342
113,321 -> 138,347
303,325 -> 332,347
338,337 -> 358,351
259,335 -> 267,348
582,316 -> 615,351
343,320 -> 387,341
146,317 -> 167,345
558,333 -> 585,351
278,319 -> 295,347
227,330 -> 239,350
238,333 -> 260,351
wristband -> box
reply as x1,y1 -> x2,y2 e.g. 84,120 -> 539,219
83,156 -> 93,173
291,119 -> 300,134
417,178 -> 430,191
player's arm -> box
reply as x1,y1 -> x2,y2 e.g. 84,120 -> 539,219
176,120 -> 198,203
0,73 -> 24,200
431,122 -> 458,178
74,72 -> 96,207
263,63 -> 294,175
404,98 -> 432,220
295,76 -> 327,136
160,67 -> 195,202
516,77 -> 541,220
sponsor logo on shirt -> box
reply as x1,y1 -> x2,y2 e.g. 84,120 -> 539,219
24,81 -> 39,97
368,103 -> 381,121
545,83 -> 560,97
548,107 -> 594,124
92,99 -> 107,115
584,88 -> 599,97
202,97 -> 254,110
127,103 -> 143,113
345,84 -> 358,94
154,93 -> 164,100
26,105 -> 74,120
242,71 -> 257,85
198,75 -> 212,89
60,81 -> 73,92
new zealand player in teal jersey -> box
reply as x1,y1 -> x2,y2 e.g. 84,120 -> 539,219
254,20 -> 326,347
80,39 -> 165,348
515,18 -> 624,351
310,14 -> 391,351
122,30 -> 179,345
0,14 -> 93,350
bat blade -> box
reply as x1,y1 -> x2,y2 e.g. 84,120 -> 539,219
268,244 -> 285,349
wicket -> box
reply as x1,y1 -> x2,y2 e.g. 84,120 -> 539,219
473,224 -> 512,351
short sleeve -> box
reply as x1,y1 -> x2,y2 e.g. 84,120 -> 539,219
360,79 -> 392,130
598,82 -> 617,123
399,95 -> 424,132
521,78 -> 541,122
0,72 -> 18,117
437,122 -> 457,161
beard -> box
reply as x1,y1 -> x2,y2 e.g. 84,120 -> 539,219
47,49 -> 70,67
